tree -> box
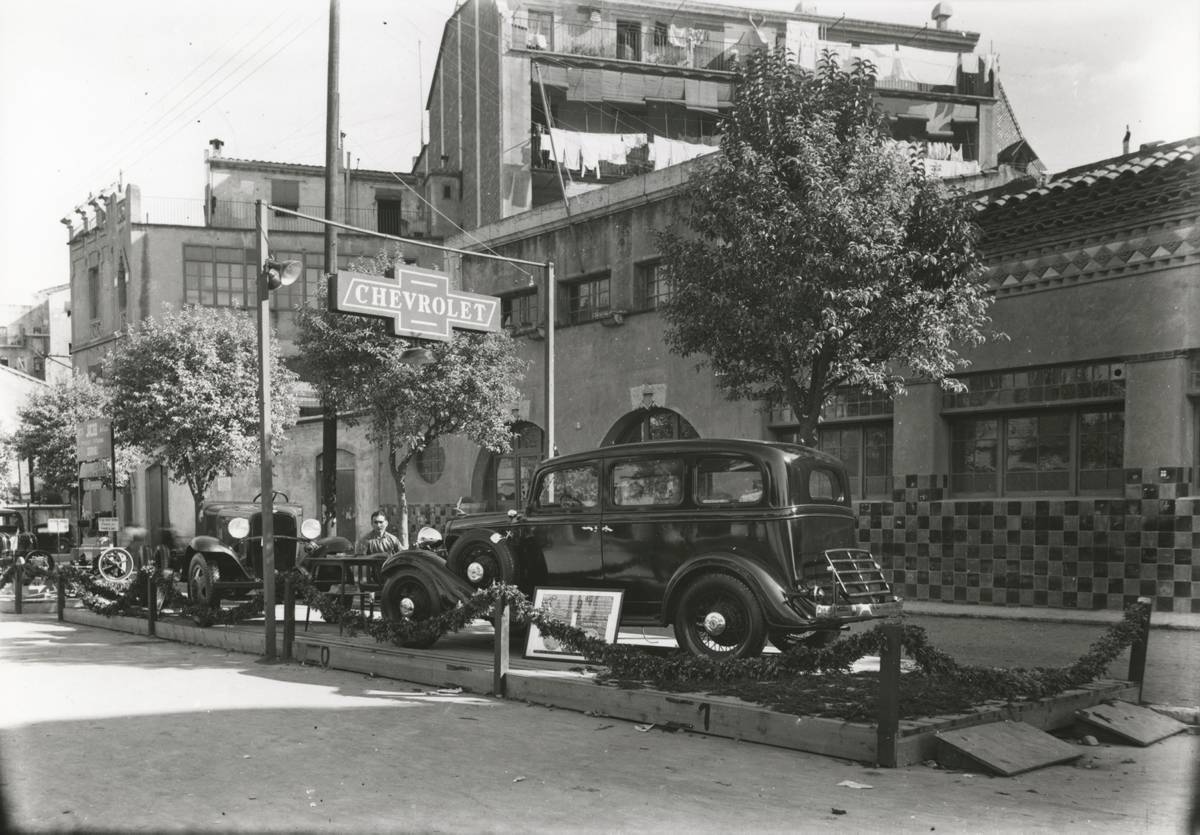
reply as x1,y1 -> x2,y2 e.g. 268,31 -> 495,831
10,374 -> 135,503
657,50 -> 991,444
297,250 -> 527,547
105,306 -> 298,522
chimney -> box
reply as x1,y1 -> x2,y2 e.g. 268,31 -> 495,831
1122,125 -> 1130,155
208,137 -> 224,157
931,2 -> 953,30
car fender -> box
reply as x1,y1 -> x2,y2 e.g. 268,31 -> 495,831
661,553 -> 798,628
380,549 -> 476,606
185,538 -> 250,582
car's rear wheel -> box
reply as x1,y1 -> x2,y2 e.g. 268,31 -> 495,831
673,574 -> 766,659
188,554 -> 220,626
447,534 -> 516,589
95,547 -> 134,583
380,570 -> 442,649
24,550 -> 55,575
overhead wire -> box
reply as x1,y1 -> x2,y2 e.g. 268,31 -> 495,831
75,6 -> 304,190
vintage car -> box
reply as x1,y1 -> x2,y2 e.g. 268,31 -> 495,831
424,438 -> 902,659
0,507 -> 56,576
183,492 -> 326,623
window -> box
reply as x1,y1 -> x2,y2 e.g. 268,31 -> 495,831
535,463 -> 600,511
502,290 -> 539,329
616,20 -> 641,61
487,422 -> 544,510
442,183 -> 453,200
816,424 -> 893,500
950,409 -> 1124,496
566,273 -> 610,324
526,10 -> 554,49
614,407 -> 698,444
271,180 -> 300,213
117,255 -> 127,313
611,458 -> 684,507
696,457 -> 765,505
87,266 -> 100,320
377,198 -> 406,236
184,245 -> 256,309
636,260 -> 673,310
417,440 -> 445,484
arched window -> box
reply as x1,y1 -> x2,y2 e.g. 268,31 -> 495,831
417,440 -> 445,483
608,407 -> 699,445
483,423 -> 545,511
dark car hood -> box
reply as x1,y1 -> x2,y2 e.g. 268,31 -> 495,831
445,511 -> 515,533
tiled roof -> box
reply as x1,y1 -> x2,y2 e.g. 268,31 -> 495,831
972,136 -> 1199,212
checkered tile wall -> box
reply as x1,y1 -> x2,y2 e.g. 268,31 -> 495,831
856,467 -> 1199,614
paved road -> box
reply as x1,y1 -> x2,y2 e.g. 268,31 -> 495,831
1,613 -> 1197,833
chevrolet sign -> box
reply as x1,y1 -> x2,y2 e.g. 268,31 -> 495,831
329,266 -> 500,341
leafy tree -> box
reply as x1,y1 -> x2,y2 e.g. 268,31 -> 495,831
105,306 -> 298,522
657,50 -> 991,444
10,374 -> 136,503
297,249 -> 527,546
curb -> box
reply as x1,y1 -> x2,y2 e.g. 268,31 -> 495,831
1149,705 -> 1200,726
901,601 -> 1200,631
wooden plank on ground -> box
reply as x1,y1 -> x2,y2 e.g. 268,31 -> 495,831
1075,701 -> 1188,747
936,721 -> 1081,776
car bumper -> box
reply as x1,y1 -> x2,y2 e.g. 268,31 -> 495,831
813,599 -> 903,621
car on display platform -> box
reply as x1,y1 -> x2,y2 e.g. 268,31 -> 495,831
183,492 -> 328,624
403,438 -> 902,659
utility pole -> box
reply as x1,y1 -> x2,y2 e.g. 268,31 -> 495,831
255,201 -> 277,659
321,0 -> 341,537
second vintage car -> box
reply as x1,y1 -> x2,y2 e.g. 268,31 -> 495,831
421,438 -> 902,659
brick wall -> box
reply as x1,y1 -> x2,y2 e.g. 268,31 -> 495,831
858,467 -> 1199,613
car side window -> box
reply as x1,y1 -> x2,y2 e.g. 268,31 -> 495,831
695,456 -> 766,505
534,463 -> 600,512
610,457 -> 684,507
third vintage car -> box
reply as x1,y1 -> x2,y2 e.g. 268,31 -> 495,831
410,438 -> 903,659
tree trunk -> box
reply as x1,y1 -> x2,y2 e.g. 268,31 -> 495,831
321,403 -> 338,537
388,437 -> 412,549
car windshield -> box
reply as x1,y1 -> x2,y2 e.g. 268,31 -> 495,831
0,513 -> 21,530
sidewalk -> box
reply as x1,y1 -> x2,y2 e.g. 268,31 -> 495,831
903,599 -> 1200,631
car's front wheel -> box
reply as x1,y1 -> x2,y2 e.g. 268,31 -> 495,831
673,574 -> 766,659
380,570 -> 442,649
188,554 -> 220,626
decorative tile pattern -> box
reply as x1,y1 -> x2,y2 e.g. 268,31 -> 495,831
857,467 -> 1199,614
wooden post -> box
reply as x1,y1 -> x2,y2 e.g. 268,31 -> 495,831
1127,596 -> 1153,703
876,622 -> 902,768
283,575 -> 295,662
147,570 -> 157,637
57,573 -> 66,621
493,602 -> 510,698
13,560 -> 23,615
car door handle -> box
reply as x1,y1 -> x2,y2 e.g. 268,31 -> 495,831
580,525 -> 597,532
601,526 -> 613,533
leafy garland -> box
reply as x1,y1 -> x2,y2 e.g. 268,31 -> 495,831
45,562 -> 1151,707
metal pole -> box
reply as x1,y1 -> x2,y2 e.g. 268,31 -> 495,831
876,622 -> 902,768
492,602 -> 509,697
545,260 -> 556,458
255,200 -> 277,660
109,423 -> 118,525
1127,596 -> 1153,703
321,0 -> 341,538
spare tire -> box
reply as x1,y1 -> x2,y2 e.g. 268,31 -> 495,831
446,531 -> 516,589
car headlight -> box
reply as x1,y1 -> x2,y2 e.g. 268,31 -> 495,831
227,517 -> 251,539
300,518 -> 322,540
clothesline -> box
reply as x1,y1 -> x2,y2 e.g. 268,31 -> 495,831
539,127 -> 718,177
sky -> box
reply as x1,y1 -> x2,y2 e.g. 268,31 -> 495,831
2,0 -> 1197,305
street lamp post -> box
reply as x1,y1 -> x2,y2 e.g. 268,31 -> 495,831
255,200 -> 302,659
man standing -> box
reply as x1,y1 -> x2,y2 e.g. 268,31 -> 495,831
356,511 -> 402,555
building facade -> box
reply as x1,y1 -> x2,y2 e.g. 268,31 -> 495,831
63,144 -> 439,540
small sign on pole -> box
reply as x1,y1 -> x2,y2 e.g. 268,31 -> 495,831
47,518 -> 69,534
98,517 -> 120,533
76,418 -> 113,460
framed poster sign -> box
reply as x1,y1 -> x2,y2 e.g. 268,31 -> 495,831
524,587 -> 624,662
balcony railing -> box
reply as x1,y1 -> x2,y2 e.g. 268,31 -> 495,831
137,197 -> 425,236
516,20 -> 738,73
